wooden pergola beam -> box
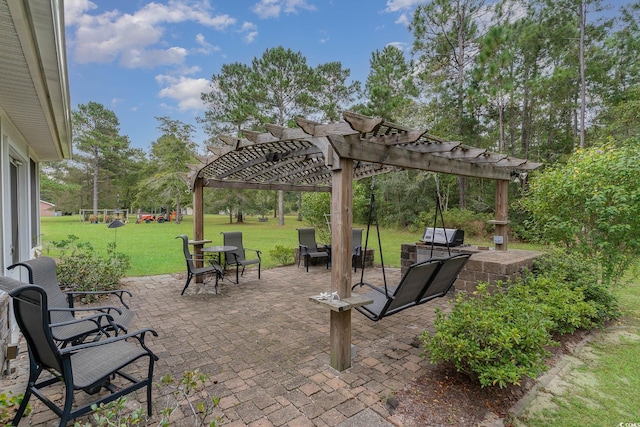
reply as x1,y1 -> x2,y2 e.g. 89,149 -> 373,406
327,134 -> 514,181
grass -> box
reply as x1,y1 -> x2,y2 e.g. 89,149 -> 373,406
40,214 -> 543,277
518,272 -> 640,426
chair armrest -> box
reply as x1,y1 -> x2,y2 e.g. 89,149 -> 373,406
50,312 -> 122,339
299,244 -> 310,255
65,289 -> 132,309
50,306 -> 123,315
60,327 -> 160,361
245,248 -> 262,259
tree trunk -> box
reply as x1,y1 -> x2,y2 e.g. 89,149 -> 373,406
278,190 -> 284,226
92,157 -> 99,216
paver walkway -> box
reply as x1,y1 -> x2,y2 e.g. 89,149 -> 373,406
3,265 -> 455,426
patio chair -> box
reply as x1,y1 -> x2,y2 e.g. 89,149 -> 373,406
352,228 -> 363,272
325,228 -> 363,272
176,235 -> 223,295
221,231 -> 261,284
297,228 -> 329,272
7,256 -> 134,345
1,278 -> 158,427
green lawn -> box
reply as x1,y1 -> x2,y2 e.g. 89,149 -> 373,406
38,215 -> 423,276
40,214 -> 541,277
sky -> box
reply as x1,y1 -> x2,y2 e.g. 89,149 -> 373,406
64,0 -> 423,152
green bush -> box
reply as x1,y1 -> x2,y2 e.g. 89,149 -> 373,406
53,235 -> 131,298
1,392 -> 30,424
520,140 -> 640,285
423,283 -> 555,388
269,245 -> 295,266
531,247 -> 620,327
515,275 -> 598,335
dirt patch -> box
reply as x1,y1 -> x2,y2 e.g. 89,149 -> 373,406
392,330 -> 590,426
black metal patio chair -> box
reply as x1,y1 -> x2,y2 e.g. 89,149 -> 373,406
221,231 -> 261,284
7,256 -> 134,345
297,228 -> 329,272
176,235 -> 223,295
1,278 -> 158,427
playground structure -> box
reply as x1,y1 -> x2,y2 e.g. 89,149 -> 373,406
79,209 -> 130,223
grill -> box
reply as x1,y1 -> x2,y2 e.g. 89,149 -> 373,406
421,227 -> 465,247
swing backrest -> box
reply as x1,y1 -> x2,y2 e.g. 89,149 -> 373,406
417,253 -> 471,304
372,259 -> 442,319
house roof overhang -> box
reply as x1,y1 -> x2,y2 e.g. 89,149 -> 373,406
186,112 -> 542,191
0,0 -> 72,161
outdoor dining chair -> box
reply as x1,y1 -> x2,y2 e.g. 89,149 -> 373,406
221,231 -> 261,284
7,256 -> 134,345
1,277 -> 158,427
297,228 -> 329,272
176,235 -> 223,295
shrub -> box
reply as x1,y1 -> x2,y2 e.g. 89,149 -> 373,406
269,245 -> 295,266
530,247 -> 620,327
520,140 -> 640,285
53,235 -> 131,298
515,275 -> 598,335
73,370 -> 221,427
423,283 -> 555,388
1,392 -> 30,424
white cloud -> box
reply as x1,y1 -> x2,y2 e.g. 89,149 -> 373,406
65,0 -> 236,67
156,75 -> 210,111
241,22 -> 259,43
252,0 -> 280,18
384,0 -> 423,13
395,13 -> 410,26
194,34 -> 220,55
252,0 -> 315,19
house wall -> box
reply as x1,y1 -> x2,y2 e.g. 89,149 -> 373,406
40,200 -> 55,217
0,109 -> 39,372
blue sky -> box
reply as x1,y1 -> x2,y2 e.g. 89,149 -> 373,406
64,0 -> 422,151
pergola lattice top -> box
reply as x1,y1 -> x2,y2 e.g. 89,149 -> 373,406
185,111 -> 542,191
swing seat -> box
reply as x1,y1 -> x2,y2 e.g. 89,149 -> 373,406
352,254 -> 471,321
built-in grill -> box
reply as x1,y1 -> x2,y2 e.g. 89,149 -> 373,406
421,227 -> 465,247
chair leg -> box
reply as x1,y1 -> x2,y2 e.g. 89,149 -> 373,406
235,264 -> 239,284
181,273 -> 193,295
305,255 -> 309,272
258,263 -> 261,279
146,356 -> 155,416
59,377 -> 75,427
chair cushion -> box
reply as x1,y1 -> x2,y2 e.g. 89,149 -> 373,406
71,340 -> 149,389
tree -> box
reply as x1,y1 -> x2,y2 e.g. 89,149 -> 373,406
134,117 -> 197,224
410,0 -> 488,208
521,138 -> 640,285
359,45 -> 418,122
199,62 -> 259,139
314,61 -> 361,122
72,102 -> 133,215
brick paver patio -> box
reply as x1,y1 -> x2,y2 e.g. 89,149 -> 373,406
4,264 -> 455,426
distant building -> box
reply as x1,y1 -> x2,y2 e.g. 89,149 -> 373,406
40,200 -> 56,217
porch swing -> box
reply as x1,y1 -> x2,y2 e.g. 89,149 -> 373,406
351,175 -> 471,321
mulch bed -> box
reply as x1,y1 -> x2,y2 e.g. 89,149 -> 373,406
391,329 -> 590,426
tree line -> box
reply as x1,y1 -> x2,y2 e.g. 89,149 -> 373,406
42,0 -> 639,228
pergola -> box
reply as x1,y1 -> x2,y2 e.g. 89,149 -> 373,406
185,111 -> 542,371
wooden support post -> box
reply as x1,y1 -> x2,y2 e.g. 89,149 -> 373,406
494,179 -> 509,251
193,177 -> 205,280
330,157 -> 353,371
